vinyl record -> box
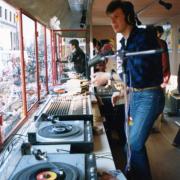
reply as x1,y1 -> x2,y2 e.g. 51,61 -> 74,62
38,123 -> 82,139
10,162 -> 80,180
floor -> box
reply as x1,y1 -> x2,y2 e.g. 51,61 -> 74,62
108,114 -> 180,180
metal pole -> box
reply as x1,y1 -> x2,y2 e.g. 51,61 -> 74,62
44,26 -> 49,93
19,9 -> 27,116
35,21 -> 40,100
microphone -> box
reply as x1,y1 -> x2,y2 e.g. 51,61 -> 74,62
88,47 -> 115,67
88,54 -> 105,67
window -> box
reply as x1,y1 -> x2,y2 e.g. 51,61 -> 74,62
5,9 -> 7,20
22,15 -> 38,110
46,29 -> 52,87
37,23 -> 47,98
14,13 -> 16,23
9,11 -> 12,22
10,32 -> 13,49
0,6 -> 2,18
0,11 -> 23,139
59,36 -> 86,84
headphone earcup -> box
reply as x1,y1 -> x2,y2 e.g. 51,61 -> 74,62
127,14 -> 132,24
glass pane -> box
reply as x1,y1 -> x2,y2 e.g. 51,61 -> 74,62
37,23 -> 46,98
22,15 -> 38,110
163,23 -> 172,51
55,34 -> 62,83
0,2 -> 23,138
47,29 -> 52,87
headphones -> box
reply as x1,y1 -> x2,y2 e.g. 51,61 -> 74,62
126,14 -> 135,25
122,2 -> 136,25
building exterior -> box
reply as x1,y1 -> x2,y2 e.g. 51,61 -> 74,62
0,0 -> 18,50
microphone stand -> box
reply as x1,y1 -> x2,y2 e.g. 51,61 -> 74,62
97,48 -> 163,174
118,48 -> 163,174
88,48 -> 163,67
120,51 -> 131,174
101,48 -> 163,60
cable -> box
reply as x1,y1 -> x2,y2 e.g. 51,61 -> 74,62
95,152 -> 112,155
0,136 -> 25,167
137,0 -> 158,15
95,155 -> 113,161
56,148 -> 70,153
95,152 -> 114,161
95,154 -> 112,157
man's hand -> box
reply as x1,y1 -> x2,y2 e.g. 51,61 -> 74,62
114,81 -> 125,91
91,72 -> 110,87
111,91 -> 124,107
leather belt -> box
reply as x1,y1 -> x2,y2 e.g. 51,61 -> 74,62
130,86 -> 161,92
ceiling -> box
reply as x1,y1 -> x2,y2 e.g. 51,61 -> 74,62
4,0 -> 89,29
4,0 -> 180,29
92,0 -> 180,25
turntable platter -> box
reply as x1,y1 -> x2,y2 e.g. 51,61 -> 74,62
11,162 -> 80,180
38,123 -> 82,139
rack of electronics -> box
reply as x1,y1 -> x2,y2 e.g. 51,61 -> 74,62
3,94 -> 97,180
94,85 -> 126,146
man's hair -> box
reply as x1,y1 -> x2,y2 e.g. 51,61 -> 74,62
106,0 -> 136,26
93,38 -> 98,47
69,39 -> 79,48
156,26 -> 164,34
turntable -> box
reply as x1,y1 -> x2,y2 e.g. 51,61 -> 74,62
28,120 -> 93,153
9,153 -> 97,180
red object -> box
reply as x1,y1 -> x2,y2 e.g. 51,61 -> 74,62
44,27 -> 49,93
0,115 -> 4,145
35,21 -> 40,100
0,114 -> 3,126
158,38 -> 170,88
19,10 -> 27,116
101,44 -> 113,54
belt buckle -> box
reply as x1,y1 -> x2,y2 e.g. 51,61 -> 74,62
132,88 -> 141,92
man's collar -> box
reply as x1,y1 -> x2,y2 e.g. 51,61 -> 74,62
120,26 -> 138,47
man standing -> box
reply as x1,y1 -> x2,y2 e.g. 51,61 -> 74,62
92,1 -> 165,180
69,39 -> 86,75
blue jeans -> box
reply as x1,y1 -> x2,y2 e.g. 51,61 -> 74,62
127,88 -> 165,180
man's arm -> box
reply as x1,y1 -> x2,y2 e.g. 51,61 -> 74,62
160,40 -> 171,88
91,72 -> 111,87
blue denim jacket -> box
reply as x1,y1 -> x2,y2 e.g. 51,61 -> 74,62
119,27 -> 163,88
